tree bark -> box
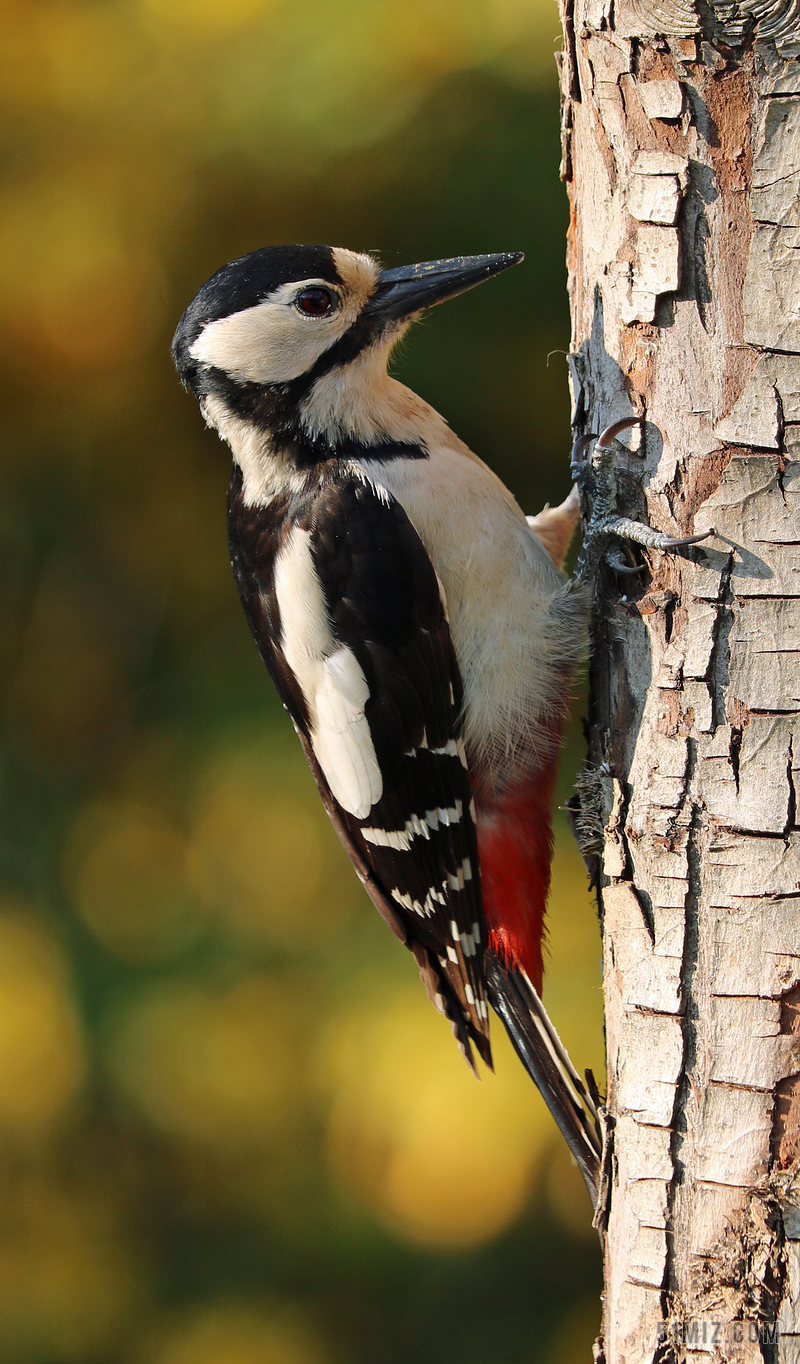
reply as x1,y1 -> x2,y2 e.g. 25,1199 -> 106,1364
558,4 -> 800,1359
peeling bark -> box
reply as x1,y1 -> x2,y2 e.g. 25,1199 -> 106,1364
559,3 -> 800,1359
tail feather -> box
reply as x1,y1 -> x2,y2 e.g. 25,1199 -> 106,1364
411,940 -> 493,1076
485,949 -> 602,1206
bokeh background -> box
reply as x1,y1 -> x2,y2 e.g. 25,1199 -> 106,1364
0,2 -> 605,1361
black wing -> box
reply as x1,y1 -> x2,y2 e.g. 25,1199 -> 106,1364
228,466 -> 491,1071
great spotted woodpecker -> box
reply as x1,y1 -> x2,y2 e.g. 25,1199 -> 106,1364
173,246 -> 710,1203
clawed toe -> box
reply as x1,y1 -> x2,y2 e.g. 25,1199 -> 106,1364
571,417 -> 714,585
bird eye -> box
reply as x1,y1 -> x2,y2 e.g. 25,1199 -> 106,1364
295,287 -> 336,317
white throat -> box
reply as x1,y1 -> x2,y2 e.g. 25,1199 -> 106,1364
203,342 -> 458,505
299,342 -> 453,451
202,395 -> 306,506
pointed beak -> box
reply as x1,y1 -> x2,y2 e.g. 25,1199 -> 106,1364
366,252 -> 524,324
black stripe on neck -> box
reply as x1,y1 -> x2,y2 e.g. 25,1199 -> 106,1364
209,369 -> 429,468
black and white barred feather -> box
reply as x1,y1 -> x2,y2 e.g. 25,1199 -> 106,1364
228,462 -> 492,1069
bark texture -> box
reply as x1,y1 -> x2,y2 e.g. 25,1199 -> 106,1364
558,4 -> 800,1359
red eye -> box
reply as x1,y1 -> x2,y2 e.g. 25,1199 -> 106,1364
296,287 -> 336,316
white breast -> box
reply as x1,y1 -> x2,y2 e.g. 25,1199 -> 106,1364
359,430 -> 586,789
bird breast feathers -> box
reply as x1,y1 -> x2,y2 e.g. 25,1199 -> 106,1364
357,442 -> 584,783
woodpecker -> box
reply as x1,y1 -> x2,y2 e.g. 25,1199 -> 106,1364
172,246 -> 711,1203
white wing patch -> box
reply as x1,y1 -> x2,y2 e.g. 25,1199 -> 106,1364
313,646 -> 382,818
274,527 -> 382,819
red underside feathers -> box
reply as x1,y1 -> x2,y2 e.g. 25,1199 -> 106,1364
476,759 -> 559,995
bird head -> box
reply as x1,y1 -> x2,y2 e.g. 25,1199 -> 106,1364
172,245 -> 523,455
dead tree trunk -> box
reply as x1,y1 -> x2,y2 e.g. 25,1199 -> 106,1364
558,4 -> 800,1358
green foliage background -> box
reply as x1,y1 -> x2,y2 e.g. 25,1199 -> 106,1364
0,2 -> 604,1361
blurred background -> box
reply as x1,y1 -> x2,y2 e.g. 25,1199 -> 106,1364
0,1 -> 604,1361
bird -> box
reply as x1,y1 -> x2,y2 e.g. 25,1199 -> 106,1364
172,244 -> 647,1203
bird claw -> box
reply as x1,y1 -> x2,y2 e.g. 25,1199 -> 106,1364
595,417 -> 644,451
604,548 -> 646,576
602,516 -> 715,554
652,528 -> 715,551
570,417 -> 642,481
569,433 -> 596,483
572,418 -> 714,585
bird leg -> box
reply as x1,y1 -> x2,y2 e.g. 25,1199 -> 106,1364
571,418 -> 714,585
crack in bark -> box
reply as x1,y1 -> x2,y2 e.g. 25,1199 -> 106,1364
708,551 -> 736,732
712,824 -> 796,839
786,733 -> 797,836
777,457 -> 789,519
662,746 -> 701,1343
731,724 -> 744,793
664,592 -> 677,646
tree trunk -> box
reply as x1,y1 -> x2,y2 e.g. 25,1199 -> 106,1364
558,4 -> 800,1359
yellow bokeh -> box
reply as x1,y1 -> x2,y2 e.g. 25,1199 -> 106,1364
0,911 -> 85,1132
0,172 -> 165,369
106,975 -> 309,1145
319,981 -> 552,1247
0,5 -> 140,110
0,1171 -> 144,1362
63,802 -> 207,964
0,0 -> 560,177
142,1303 -> 329,1364
140,0 -> 276,42
188,759 -> 355,945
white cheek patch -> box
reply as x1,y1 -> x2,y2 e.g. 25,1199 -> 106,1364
274,528 -> 382,819
188,276 -> 365,386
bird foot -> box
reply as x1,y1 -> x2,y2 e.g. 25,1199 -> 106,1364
571,418 -> 714,585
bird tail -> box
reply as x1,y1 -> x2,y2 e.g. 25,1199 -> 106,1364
485,949 -> 603,1207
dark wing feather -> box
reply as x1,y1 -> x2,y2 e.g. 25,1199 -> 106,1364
228,467 -> 491,1070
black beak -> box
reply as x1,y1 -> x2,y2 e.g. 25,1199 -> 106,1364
366,252 -> 524,323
